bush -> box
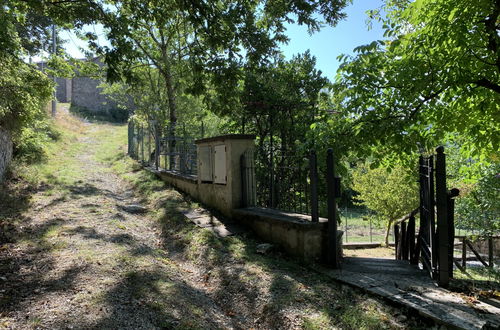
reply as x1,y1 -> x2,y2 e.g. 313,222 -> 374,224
69,103 -> 129,123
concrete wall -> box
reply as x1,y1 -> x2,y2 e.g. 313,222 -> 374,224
55,77 -> 71,103
153,135 -> 255,218
0,127 -> 13,182
233,207 -> 343,261
71,75 -> 118,113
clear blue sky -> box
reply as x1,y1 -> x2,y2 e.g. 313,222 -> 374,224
280,0 -> 385,80
62,0 -> 385,80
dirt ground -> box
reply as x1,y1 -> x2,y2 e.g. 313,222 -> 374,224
0,110 -> 434,329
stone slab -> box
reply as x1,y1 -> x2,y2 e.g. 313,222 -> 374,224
182,208 -> 245,238
320,257 -> 500,329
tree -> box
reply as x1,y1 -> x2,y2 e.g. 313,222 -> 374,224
352,164 -> 419,245
332,0 -> 499,162
455,163 -> 500,236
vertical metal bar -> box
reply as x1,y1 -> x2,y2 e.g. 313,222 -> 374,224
409,216 -> 417,264
369,218 -> 373,243
326,149 -> 338,268
148,123 -> 151,166
345,216 -> 348,243
435,146 -> 449,287
155,124 -> 160,170
395,224 -> 400,259
141,124 -> 145,163
447,189 -> 458,277
128,120 -> 134,157
402,221 -> 408,260
310,150 -> 319,222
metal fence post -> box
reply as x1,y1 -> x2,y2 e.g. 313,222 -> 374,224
326,149 -> 339,268
154,124 -> 160,170
310,150 -> 319,222
128,120 -> 134,157
369,218 -> 373,243
141,124 -> 145,163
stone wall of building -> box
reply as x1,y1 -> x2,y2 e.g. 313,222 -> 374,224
55,77 -> 72,103
71,75 -> 119,113
0,127 -> 13,182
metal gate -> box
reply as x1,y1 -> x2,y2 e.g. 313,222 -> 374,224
396,146 -> 459,287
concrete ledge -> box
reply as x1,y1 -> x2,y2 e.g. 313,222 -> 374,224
153,168 -> 197,184
234,207 -> 342,261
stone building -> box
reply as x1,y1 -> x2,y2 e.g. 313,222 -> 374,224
37,58 -> 129,119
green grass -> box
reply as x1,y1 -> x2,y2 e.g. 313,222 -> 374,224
454,266 -> 500,283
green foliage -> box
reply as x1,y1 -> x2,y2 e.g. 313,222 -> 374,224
455,163 -> 500,236
352,164 -> 419,244
0,54 -> 53,161
332,0 -> 500,163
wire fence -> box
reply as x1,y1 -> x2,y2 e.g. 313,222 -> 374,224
339,208 -> 396,244
128,121 -> 200,177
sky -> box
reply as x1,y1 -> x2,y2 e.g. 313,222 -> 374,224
61,0 -> 385,80
281,0 -> 385,80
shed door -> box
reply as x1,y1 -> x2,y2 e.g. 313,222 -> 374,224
198,146 -> 213,182
213,145 -> 227,184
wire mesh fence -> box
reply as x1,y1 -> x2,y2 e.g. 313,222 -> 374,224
129,121 -> 200,177
339,208 -> 396,244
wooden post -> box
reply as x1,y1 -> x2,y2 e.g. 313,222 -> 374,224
435,146 -> 449,287
309,150 -> 319,222
327,149 -> 338,268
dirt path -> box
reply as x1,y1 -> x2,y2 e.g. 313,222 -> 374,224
0,122 -> 236,329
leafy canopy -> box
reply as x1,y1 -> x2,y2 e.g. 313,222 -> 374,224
332,0 -> 499,162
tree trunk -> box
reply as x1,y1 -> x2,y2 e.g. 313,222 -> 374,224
384,219 -> 393,246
